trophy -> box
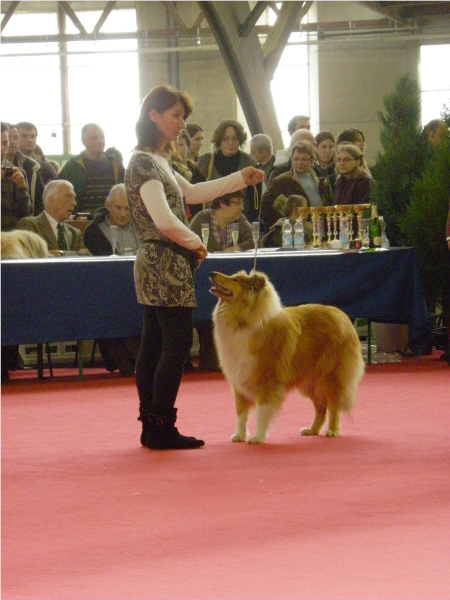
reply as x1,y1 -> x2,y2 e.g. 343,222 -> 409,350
353,204 -> 370,241
323,206 -> 335,243
309,206 -> 324,248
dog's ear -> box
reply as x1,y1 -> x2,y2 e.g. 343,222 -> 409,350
249,272 -> 267,291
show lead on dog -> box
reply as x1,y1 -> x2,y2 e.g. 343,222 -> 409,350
125,84 -> 264,450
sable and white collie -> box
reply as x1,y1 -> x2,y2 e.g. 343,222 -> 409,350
211,270 -> 365,444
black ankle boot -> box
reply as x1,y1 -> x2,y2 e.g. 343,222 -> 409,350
138,410 -> 150,446
142,407 -> 204,450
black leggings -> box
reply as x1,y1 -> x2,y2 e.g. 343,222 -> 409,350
135,305 -> 193,412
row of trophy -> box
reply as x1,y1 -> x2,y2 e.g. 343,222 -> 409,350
295,204 -> 371,248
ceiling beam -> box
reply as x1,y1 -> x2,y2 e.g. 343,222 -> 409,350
93,1 -> 117,35
358,1 -> 410,25
162,1 -> 188,34
58,1 -> 88,36
263,1 -> 313,81
237,1 -> 269,37
197,1 -> 283,150
1,1 -> 20,34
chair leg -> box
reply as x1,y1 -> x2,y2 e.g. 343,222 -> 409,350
37,343 -> 44,380
45,343 -> 54,378
90,340 -> 97,368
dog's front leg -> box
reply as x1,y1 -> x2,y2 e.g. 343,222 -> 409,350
231,389 -> 251,442
249,400 -> 282,444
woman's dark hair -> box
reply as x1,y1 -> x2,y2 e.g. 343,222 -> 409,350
336,128 -> 365,145
186,123 -> 203,138
315,130 -> 335,146
210,189 -> 245,210
283,195 -> 307,217
211,119 -> 247,150
135,84 -> 194,152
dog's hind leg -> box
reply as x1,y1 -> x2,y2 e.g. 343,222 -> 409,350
300,396 -> 327,436
231,389 -> 252,442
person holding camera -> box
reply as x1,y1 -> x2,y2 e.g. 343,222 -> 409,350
1,122 -> 31,231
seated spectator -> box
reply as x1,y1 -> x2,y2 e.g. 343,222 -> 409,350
16,121 -> 57,185
190,119 -> 260,222
250,133 -> 275,191
268,128 -> 320,183
5,122 -> 44,216
334,144 -> 372,206
260,195 -> 313,248
17,179 -> 82,254
1,229 -> 50,259
424,119 -> 450,147
57,123 -> 125,215
190,189 -> 254,370
262,140 -> 333,228
66,182 -> 141,377
84,183 -> 141,256
1,228 -> 49,381
1,122 -> 32,231
185,123 -> 204,162
336,128 -> 372,177
189,189 -> 254,252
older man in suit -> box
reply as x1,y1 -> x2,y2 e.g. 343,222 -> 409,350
17,179 -> 82,254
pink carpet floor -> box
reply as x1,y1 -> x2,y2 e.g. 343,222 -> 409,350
2,355 -> 450,600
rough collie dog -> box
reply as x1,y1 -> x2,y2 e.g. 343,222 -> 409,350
211,270 -> 365,444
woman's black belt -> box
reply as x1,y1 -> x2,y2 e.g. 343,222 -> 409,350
143,238 -> 198,274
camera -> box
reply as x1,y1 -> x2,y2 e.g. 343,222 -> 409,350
3,166 -> 14,178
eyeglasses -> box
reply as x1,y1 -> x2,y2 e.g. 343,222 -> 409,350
336,157 -> 358,164
230,200 -> 244,206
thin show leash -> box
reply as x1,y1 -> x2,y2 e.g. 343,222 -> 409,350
253,183 -> 262,272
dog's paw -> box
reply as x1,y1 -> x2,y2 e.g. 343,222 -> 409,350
325,429 -> 340,437
231,433 -> 246,442
300,427 -> 319,436
247,435 -> 265,444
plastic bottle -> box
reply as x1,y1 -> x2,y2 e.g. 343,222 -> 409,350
293,218 -> 305,249
339,217 -> 350,249
369,201 -> 382,248
282,219 -> 293,248
379,216 -> 390,249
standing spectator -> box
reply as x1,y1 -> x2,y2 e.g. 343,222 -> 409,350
17,179 -> 82,253
57,123 -> 125,215
315,131 -> 336,175
269,128 -> 318,183
185,123 -> 204,162
190,119 -> 260,222
5,123 -> 45,215
334,144 -> 372,206
262,140 -> 333,228
250,133 -> 275,191
336,128 -> 372,177
1,122 -> 31,231
16,121 -> 57,184
124,84 -> 263,450
288,115 -> 311,135
171,129 -> 196,182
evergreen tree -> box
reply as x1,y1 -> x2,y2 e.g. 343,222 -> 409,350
399,105 -> 450,313
371,73 -> 426,246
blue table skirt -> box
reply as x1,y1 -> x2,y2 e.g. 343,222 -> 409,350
1,247 -> 432,354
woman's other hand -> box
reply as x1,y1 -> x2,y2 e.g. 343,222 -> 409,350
241,166 -> 264,186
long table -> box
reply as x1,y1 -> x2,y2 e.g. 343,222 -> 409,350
1,247 -> 432,364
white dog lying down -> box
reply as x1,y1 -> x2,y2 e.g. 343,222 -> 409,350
210,270 -> 365,444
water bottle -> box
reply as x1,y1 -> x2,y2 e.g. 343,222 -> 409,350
293,218 -> 305,249
339,217 -> 350,249
282,219 -> 293,248
380,216 -> 390,249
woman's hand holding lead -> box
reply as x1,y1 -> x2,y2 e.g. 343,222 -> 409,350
241,166 -> 264,186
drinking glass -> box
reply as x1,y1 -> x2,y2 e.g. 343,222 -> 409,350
362,219 -> 370,248
109,226 -> 119,256
251,222 -> 260,248
230,223 -> 239,251
201,223 -> 210,246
